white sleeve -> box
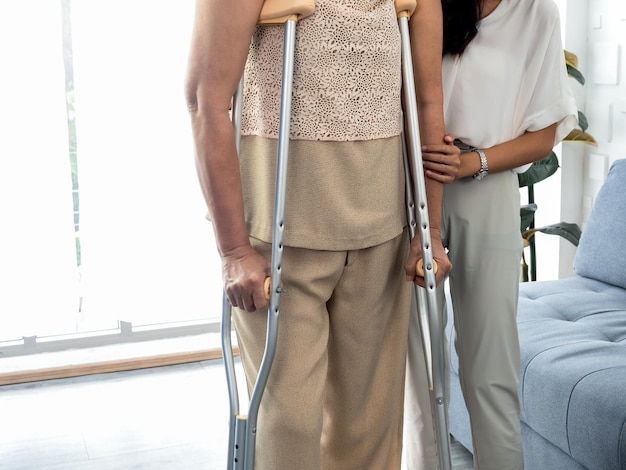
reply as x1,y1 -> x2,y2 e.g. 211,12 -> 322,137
516,5 -> 578,145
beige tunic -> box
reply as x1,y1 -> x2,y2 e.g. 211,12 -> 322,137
239,0 -> 405,250
239,136 -> 405,250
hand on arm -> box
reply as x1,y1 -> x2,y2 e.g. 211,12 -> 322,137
405,0 -> 452,287
185,0 -> 269,312
456,124 -> 558,179
422,134 -> 461,183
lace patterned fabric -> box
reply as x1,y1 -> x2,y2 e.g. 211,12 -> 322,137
241,0 -> 403,142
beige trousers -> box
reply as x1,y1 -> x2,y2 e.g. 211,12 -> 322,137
234,232 -> 412,470
403,171 -> 524,470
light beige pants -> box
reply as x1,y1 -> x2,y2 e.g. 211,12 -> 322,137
234,232 -> 412,470
403,171 -> 524,470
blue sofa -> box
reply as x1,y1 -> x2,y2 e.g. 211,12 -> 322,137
447,159 -> 626,470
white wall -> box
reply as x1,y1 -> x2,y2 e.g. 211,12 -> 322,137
534,0 -> 626,280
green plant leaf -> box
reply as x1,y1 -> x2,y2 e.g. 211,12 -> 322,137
518,152 -> 560,188
520,203 -> 537,232
523,222 -> 582,246
577,111 -> 589,132
566,63 -> 585,85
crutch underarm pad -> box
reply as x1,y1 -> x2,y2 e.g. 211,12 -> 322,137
258,0 -> 315,25
395,0 -> 416,17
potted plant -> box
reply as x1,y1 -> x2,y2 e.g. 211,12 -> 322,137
519,50 -> 596,282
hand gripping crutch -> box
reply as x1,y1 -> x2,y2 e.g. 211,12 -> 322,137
221,1 -> 315,469
396,1 -> 452,469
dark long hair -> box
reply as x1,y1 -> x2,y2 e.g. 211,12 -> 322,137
442,0 -> 481,56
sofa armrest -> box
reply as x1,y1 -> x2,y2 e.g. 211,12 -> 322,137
574,159 -> 626,288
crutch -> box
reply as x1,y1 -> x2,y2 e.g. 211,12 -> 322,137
396,1 -> 452,469
221,1 -> 315,469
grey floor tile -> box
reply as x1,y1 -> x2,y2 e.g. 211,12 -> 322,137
0,358 -> 473,469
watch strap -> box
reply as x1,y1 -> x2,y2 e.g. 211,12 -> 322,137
472,148 -> 488,180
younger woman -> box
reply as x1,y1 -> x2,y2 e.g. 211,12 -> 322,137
403,0 -> 577,468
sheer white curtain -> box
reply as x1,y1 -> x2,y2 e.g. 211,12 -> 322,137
0,1 -> 223,342
0,1 -> 80,339
72,0 -> 222,329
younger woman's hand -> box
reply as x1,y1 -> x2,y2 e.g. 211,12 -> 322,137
422,134 -> 461,183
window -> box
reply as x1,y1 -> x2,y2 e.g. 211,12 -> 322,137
0,1 -> 222,349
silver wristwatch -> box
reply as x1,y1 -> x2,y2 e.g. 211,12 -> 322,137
472,148 -> 488,180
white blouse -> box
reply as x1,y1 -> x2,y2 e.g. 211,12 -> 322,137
442,0 -> 578,172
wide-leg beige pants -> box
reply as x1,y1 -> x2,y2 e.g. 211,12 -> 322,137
234,232 -> 412,470
403,170 -> 524,470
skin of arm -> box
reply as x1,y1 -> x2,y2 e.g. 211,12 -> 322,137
185,0 -> 270,312
406,0 -> 453,287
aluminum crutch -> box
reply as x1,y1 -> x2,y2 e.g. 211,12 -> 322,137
221,1 -> 315,469
396,1 -> 452,469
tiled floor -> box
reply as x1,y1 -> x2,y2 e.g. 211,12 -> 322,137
0,357 -> 473,469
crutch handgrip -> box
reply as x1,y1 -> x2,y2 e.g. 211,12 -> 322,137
263,277 -> 271,300
416,259 -> 438,278
258,0 -> 315,25
395,0 -> 417,18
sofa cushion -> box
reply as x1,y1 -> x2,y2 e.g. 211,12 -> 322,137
573,159 -> 626,288
517,276 -> 626,470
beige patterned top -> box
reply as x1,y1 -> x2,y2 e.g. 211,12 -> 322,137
241,0 -> 403,141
